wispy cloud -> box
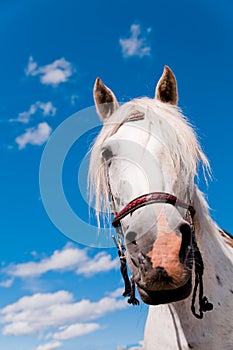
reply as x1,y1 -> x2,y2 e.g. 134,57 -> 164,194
0,290 -> 126,338
70,94 -> 79,106
1,290 -> 73,315
0,279 -> 14,288
36,341 -> 62,350
11,101 -> 56,124
2,244 -> 118,279
15,122 -> 52,149
119,24 -> 151,58
25,56 -> 74,87
116,341 -> 143,350
52,322 -> 100,340
76,251 -> 118,276
107,288 -> 124,298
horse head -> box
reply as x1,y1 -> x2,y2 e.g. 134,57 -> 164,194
89,66 -> 210,308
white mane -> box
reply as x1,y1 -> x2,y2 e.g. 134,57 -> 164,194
88,97 -> 210,222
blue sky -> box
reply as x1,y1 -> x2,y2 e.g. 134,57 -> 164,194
0,1 -> 233,349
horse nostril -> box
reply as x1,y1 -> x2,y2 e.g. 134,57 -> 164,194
155,266 -> 168,276
179,223 -> 192,263
154,266 -> 172,282
180,223 -> 191,235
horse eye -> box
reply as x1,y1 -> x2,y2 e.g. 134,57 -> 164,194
102,148 -> 113,161
126,231 -> 137,245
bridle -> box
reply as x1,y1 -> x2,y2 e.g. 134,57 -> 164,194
112,192 -> 196,228
104,162 -> 213,319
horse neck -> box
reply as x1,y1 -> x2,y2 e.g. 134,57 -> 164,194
174,188 -> 233,347
191,186 -> 233,282
144,187 -> 233,350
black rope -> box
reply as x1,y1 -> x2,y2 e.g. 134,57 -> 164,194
107,163 -> 138,303
117,247 -> 139,305
113,235 -> 139,305
118,250 -> 132,297
191,240 -> 213,319
127,278 -> 139,305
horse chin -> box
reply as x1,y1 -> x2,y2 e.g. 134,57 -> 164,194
136,277 -> 192,305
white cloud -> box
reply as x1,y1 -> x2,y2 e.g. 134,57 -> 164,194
0,290 -> 126,337
70,94 -> 78,106
107,287 -> 124,298
36,341 -> 62,350
0,279 -> 14,288
5,245 -> 87,278
17,104 -> 37,123
26,56 -> 38,75
13,101 -> 56,123
40,101 -> 56,116
4,244 -> 118,278
1,290 -> 73,314
2,321 -> 34,336
119,24 -> 151,58
76,251 -> 118,276
15,122 -> 52,149
26,56 -> 74,87
0,247 -> 124,345
116,342 -> 143,350
53,322 -> 100,340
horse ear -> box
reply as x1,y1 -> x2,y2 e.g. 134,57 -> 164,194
93,78 -> 119,121
155,66 -> 178,105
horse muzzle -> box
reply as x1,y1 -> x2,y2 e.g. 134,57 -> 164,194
126,216 -> 194,304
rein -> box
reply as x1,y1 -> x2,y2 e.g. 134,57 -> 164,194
105,164 -> 213,318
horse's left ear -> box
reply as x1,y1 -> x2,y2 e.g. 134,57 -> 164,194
93,77 -> 119,121
155,66 -> 178,105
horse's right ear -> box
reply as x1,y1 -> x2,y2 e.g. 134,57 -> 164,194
93,78 -> 119,121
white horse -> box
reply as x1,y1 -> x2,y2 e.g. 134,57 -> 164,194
88,66 -> 233,349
